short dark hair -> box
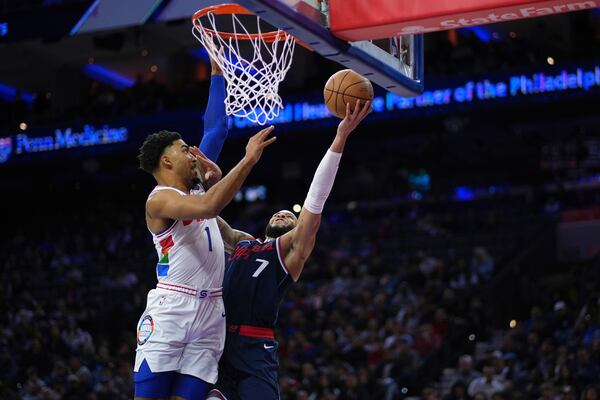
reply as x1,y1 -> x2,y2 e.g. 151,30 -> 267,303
137,130 -> 181,174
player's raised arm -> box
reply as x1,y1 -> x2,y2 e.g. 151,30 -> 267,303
279,100 -> 371,281
199,57 -> 228,162
148,126 -> 276,221
217,217 -> 254,254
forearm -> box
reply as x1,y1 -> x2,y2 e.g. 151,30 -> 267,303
303,147 -> 342,214
217,217 -> 252,253
202,157 -> 255,215
294,209 -> 321,256
200,75 -> 228,162
329,131 -> 349,153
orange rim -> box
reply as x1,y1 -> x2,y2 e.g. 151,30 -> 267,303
192,3 -> 290,43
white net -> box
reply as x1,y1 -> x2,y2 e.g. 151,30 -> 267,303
192,9 -> 296,126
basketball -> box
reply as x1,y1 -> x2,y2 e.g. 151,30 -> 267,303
324,69 -> 374,118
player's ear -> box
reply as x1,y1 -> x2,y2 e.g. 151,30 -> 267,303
161,154 -> 173,169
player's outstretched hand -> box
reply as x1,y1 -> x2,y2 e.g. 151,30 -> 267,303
245,125 -> 276,165
337,100 -> 372,138
190,146 -> 222,187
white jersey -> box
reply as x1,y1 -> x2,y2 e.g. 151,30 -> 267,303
147,185 -> 225,290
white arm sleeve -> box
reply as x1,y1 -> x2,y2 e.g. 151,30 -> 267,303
303,149 -> 342,214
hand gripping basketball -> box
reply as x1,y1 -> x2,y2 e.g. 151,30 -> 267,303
337,100 -> 372,138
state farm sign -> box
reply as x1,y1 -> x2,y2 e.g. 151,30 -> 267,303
330,0 -> 598,40
398,1 -> 597,34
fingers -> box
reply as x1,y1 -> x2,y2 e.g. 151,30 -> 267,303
251,125 -> 275,143
261,136 -> 277,147
344,102 -> 351,119
258,125 -> 275,137
351,99 -> 362,119
190,146 -> 209,161
344,99 -> 371,122
357,100 -> 372,121
205,171 -> 217,181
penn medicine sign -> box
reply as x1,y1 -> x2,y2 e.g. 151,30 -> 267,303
15,125 -> 128,154
0,124 -> 128,164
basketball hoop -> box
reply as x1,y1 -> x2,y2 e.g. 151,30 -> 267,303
192,3 -> 296,126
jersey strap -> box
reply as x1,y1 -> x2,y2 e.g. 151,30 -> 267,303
150,185 -> 188,196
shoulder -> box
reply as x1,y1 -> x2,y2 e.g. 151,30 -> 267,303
147,188 -> 179,205
148,186 -> 188,200
146,188 -> 186,216
237,239 -> 268,250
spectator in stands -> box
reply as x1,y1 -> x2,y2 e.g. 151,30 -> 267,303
468,365 -> 505,399
581,385 -> 599,400
443,380 -> 471,400
452,355 -> 482,387
470,247 -> 494,281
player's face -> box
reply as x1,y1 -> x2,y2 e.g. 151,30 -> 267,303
164,139 -> 197,184
265,210 -> 297,238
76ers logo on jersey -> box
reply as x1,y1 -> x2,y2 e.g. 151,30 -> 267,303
199,290 -> 209,298
229,242 -> 274,261
137,315 -> 154,345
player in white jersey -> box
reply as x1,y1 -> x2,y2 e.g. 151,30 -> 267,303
134,125 -> 276,400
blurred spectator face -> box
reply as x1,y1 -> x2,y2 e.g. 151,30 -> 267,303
319,374 -> 330,388
53,361 -> 67,378
560,386 -> 575,400
40,386 -> 60,400
541,382 -> 556,400
422,387 -> 441,400
346,374 -> 358,388
459,355 -> 473,373
492,351 -> 504,370
577,348 -> 590,363
322,329 -> 336,347
528,332 -> 540,346
69,356 -> 81,371
435,308 -> 447,322
583,386 -> 599,400
530,307 -> 542,319
474,392 -> 487,400
483,366 -> 494,380
301,362 -> 315,377
452,382 -> 467,398
27,366 -> 38,379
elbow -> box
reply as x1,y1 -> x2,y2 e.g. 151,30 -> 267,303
198,192 -> 223,218
203,203 -> 221,219
192,202 -> 220,220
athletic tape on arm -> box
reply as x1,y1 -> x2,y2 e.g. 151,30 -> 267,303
303,149 -> 342,214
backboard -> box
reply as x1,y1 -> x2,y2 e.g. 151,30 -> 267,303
213,0 -> 425,97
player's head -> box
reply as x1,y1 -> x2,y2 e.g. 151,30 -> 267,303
138,130 -> 198,186
265,210 -> 297,239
